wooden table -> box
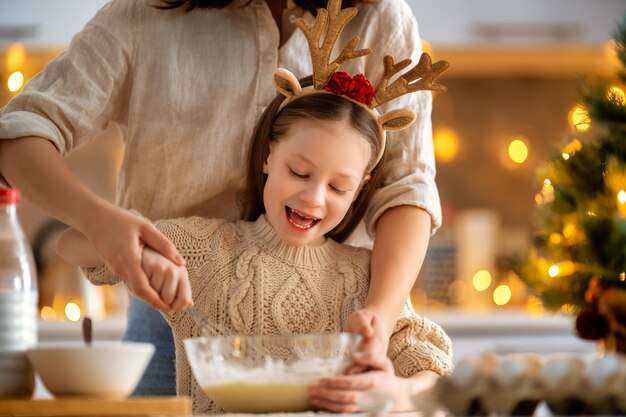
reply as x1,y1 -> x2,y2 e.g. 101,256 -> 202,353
0,397 -> 191,417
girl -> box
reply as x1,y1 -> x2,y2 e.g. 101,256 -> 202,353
0,0 -> 440,395
57,78 -> 452,413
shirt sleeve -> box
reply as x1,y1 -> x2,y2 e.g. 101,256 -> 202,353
361,0 -> 442,237
0,0 -> 136,158
388,303 -> 453,377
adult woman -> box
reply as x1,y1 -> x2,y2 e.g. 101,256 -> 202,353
0,0 -> 440,395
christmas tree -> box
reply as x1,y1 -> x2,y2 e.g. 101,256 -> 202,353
516,16 -> 626,352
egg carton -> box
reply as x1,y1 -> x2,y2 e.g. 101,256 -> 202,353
418,351 -> 626,416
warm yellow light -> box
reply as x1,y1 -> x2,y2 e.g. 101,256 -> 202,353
548,261 -> 576,278
618,189 -> 626,205
40,306 -> 57,321
6,43 -> 25,72
548,265 -> 559,277
433,127 -> 459,163
563,223 -> 576,239
535,193 -> 543,204
493,285 -> 512,306
508,137 -> 528,164
549,233 -> 563,245
65,302 -> 81,322
561,138 -> 582,161
472,269 -> 492,292
569,105 -> 590,133
541,179 -> 554,202
607,86 -> 626,105
7,71 -> 24,92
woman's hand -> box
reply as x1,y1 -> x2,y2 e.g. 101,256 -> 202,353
141,248 -> 193,312
343,309 -> 389,374
309,351 -> 410,413
82,203 -> 185,311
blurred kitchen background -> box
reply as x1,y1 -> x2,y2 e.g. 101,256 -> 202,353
1,0 -> 626,360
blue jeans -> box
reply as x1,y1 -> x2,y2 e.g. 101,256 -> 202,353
123,295 -> 176,396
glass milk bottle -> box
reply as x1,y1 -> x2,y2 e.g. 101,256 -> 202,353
0,188 -> 37,397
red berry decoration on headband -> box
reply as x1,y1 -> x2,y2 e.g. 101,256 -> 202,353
348,73 -> 374,105
324,72 -> 374,106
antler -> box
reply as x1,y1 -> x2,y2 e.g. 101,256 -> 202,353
295,0 -> 371,89
371,53 -> 450,108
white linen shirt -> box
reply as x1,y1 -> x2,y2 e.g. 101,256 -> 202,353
0,0 -> 441,237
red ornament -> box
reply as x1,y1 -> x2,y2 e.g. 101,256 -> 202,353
575,308 -> 610,340
324,72 -> 374,106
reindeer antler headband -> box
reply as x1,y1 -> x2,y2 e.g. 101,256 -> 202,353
272,0 -> 450,165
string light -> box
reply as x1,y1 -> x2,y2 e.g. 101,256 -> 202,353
561,138 -> 582,160
65,302 -> 81,322
569,105 -> 591,133
493,285 -> 512,306
607,86 -> 625,105
563,223 -> 577,240
433,127 -> 459,163
6,42 -> 25,72
548,265 -> 559,277
40,306 -> 57,321
549,233 -> 563,244
472,270 -> 492,292
548,261 -> 576,278
541,179 -> 554,202
7,71 -> 24,92
508,137 -> 529,164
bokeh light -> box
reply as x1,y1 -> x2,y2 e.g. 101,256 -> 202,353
508,137 -> 528,164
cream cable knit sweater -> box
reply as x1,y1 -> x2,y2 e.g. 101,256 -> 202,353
84,215 -> 452,413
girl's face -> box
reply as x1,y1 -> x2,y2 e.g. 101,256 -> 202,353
263,118 -> 371,246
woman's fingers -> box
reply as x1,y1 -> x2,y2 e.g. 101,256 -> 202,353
141,223 -> 185,266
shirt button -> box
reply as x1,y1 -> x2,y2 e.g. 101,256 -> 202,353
289,14 -> 297,23
264,53 -> 274,62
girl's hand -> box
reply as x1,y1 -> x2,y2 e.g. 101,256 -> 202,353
82,203 -> 185,312
141,247 -> 193,312
343,309 -> 389,374
309,351 -> 409,413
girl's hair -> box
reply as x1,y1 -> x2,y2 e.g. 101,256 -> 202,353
242,76 -> 386,243
156,0 -> 357,14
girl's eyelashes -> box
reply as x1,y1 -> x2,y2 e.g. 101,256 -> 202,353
288,166 -> 351,195
329,185 -> 349,195
288,167 -> 308,179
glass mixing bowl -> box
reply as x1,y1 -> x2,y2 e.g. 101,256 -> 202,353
184,332 -> 361,413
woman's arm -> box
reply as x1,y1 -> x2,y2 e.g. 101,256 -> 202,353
0,137 -> 181,311
367,205 -> 431,336
57,227 -> 104,268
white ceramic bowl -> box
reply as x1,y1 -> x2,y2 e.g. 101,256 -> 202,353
26,341 -> 154,398
184,333 -> 361,413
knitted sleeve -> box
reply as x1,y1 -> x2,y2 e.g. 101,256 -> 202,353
388,313 -> 453,377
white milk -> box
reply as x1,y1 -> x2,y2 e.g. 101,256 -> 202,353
0,291 -> 38,397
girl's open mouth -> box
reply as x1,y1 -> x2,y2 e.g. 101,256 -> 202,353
285,207 -> 321,230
